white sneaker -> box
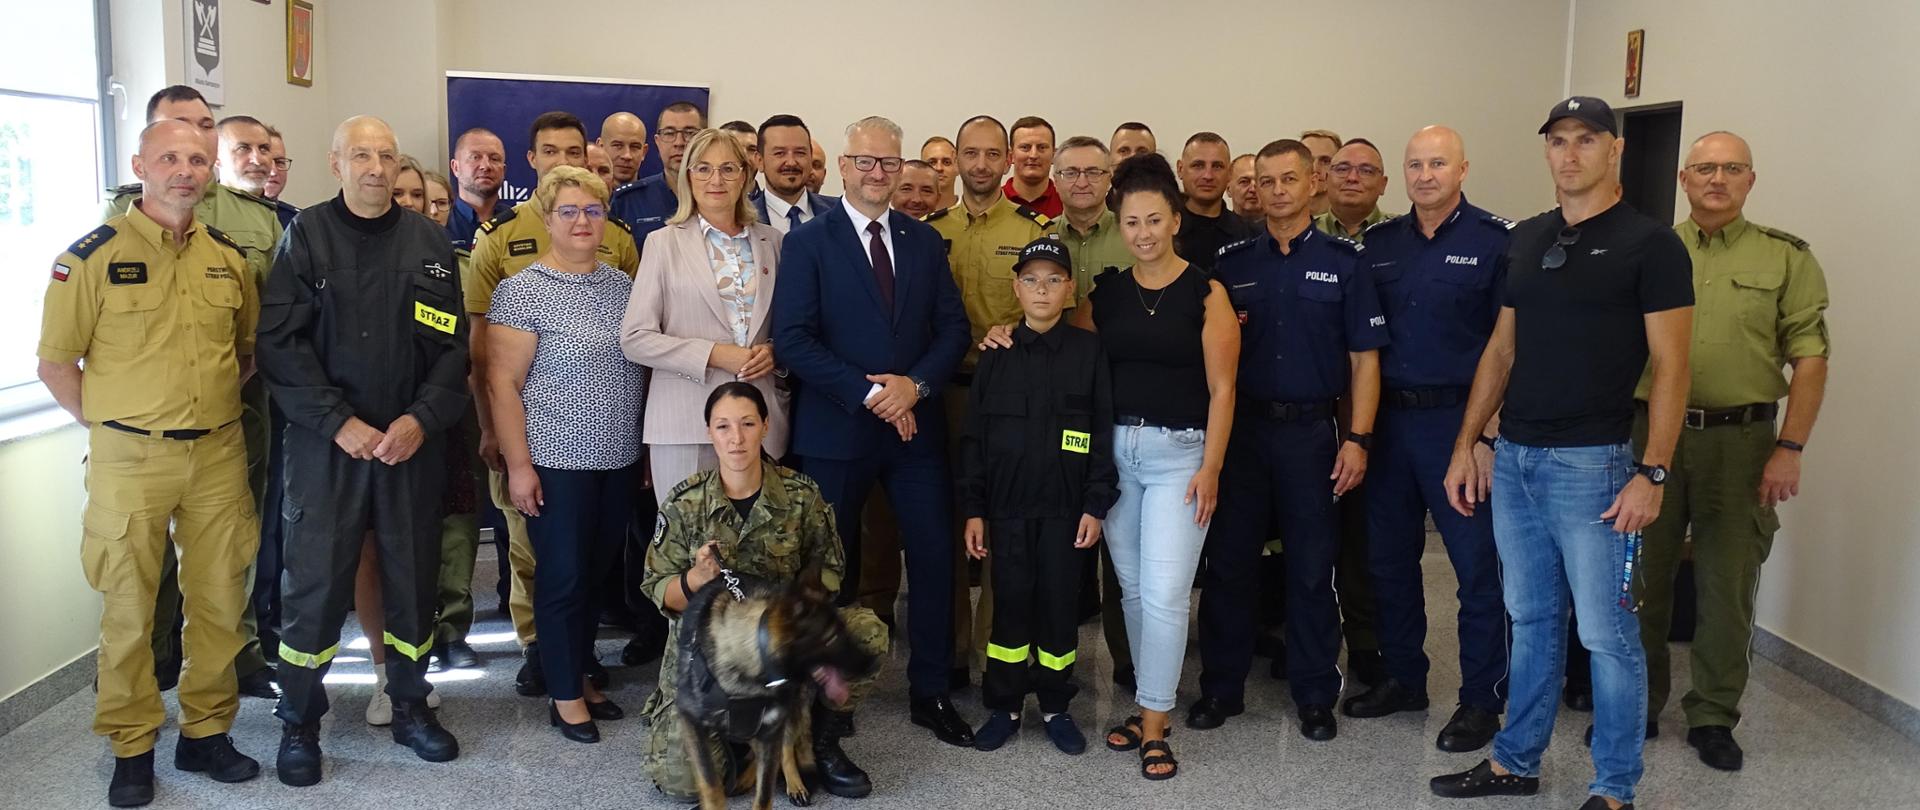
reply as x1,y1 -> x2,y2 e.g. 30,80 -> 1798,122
366,689 -> 392,726
426,688 -> 442,709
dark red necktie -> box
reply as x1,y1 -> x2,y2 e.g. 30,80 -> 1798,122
866,220 -> 895,308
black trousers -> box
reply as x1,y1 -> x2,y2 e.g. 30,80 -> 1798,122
526,464 -> 636,701
274,425 -> 445,726
982,517 -> 1086,714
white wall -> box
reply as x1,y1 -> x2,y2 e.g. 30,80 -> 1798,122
0,427 -> 96,701
1570,0 -> 1920,707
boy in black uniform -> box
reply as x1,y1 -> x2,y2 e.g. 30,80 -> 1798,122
958,238 -> 1118,755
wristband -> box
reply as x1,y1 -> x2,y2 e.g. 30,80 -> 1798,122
1477,434 -> 1497,450
679,569 -> 694,599
1776,438 -> 1805,453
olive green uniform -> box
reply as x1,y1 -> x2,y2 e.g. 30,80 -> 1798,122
1054,209 -> 1131,309
1314,206 -> 1391,243
1632,216 -> 1830,729
107,182 -> 281,680
41,204 -> 261,756
467,201 -> 640,645
640,461 -> 888,796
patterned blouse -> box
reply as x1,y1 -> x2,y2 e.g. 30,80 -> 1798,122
487,261 -> 645,470
700,217 -> 758,347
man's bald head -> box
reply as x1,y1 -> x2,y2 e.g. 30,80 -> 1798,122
1681,130 -> 1757,223
331,115 -> 399,154
134,120 -> 215,213
1685,130 -> 1752,167
599,112 -> 650,184
330,116 -> 401,213
1404,125 -> 1470,213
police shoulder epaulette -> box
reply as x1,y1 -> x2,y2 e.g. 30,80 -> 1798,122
1754,224 -> 1810,250
922,205 -> 952,223
1014,205 -> 1051,228
66,224 -> 118,260
1365,215 -> 1402,236
608,215 -> 633,234
453,244 -> 472,259
1482,212 -> 1517,231
781,467 -> 824,496
663,471 -> 709,504
1327,233 -> 1365,255
204,225 -> 242,253
1216,236 -> 1260,259
228,186 -> 277,210
477,206 -> 518,234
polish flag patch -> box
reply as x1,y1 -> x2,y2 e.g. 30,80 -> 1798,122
51,263 -> 71,282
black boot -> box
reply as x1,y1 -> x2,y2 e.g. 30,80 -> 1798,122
276,723 -> 322,787
108,750 -> 154,807
812,709 -> 872,799
173,733 -> 259,783
391,701 -> 460,763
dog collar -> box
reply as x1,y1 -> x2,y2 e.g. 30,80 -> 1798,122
755,608 -> 791,689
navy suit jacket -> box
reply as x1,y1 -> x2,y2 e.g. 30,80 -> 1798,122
754,190 -> 840,227
772,201 -> 969,460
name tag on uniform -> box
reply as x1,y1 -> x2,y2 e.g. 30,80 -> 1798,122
108,262 -> 148,285
414,301 -> 457,334
1061,430 -> 1091,454
508,239 -> 538,256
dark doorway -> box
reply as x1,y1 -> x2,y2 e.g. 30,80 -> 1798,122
1619,103 -> 1684,225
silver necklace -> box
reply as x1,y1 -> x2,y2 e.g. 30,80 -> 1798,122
1134,274 -> 1172,316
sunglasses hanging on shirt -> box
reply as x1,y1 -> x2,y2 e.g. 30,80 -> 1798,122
1541,226 -> 1582,270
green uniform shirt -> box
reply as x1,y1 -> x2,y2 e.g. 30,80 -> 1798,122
1055,208 -> 1131,308
40,203 -> 258,429
1314,206 -> 1391,243
106,182 -> 281,287
465,199 -> 640,315
926,195 -> 1056,369
1634,215 -> 1831,407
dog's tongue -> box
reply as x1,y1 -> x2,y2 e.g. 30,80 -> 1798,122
813,666 -> 849,705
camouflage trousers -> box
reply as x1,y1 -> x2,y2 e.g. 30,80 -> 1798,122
643,605 -> 889,799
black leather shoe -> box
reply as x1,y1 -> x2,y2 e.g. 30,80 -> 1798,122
276,723 -> 322,787
585,658 -> 611,690
514,644 -> 547,697
1342,678 -> 1429,718
108,750 -> 154,807
391,701 -> 459,762
1347,648 -> 1385,689
1299,705 -> 1338,741
621,631 -> 665,667
910,695 -> 975,747
1687,725 -> 1744,771
235,667 -> 280,700
1436,705 -> 1501,752
1583,721 -> 1659,747
812,708 -> 871,798
1577,797 -> 1633,810
585,697 -> 625,721
1563,683 -> 1594,712
436,640 -> 480,670
1184,697 -> 1244,730
173,733 -> 259,783
1429,759 -> 1540,798
549,702 -> 600,743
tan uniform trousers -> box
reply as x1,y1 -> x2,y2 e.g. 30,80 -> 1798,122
488,468 -> 537,645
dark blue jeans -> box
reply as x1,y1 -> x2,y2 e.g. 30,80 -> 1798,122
524,463 -> 637,702
1490,440 -> 1648,805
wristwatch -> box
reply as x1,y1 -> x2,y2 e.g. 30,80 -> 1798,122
908,375 -> 931,400
1477,434 -> 1498,450
1344,432 -> 1373,451
1632,462 -> 1669,485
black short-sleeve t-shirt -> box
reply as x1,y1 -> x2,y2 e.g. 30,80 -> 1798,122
1501,202 -> 1693,447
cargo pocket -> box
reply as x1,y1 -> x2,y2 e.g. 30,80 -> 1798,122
199,278 -> 243,344
411,274 -> 461,344
98,286 -> 164,347
80,505 -> 132,592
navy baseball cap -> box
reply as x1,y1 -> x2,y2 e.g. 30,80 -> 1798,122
1538,96 -> 1618,136
1013,237 -> 1071,274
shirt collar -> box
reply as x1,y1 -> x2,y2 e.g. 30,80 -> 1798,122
699,215 -> 750,243
1684,214 -> 1750,248
527,259 -> 612,284
124,199 -> 203,251
842,197 -> 890,234
1014,319 -> 1067,350
1264,222 -> 1316,254
1064,208 -> 1114,239
1004,178 -> 1060,209
328,192 -> 402,234
765,191 -> 809,219
698,459 -> 791,519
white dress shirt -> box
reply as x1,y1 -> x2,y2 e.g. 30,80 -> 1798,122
841,197 -> 896,274
764,191 -> 814,234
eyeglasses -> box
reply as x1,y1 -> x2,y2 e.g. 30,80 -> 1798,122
271,157 -> 293,170
1684,161 -> 1751,178
553,204 -> 607,222
1016,276 -> 1070,290
656,128 -> 699,143
846,155 -> 905,174
1541,226 -> 1581,270
691,162 -> 745,181
1329,162 -> 1383,179
1055,168 -> 1109,183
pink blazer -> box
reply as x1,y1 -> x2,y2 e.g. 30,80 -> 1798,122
620,219 -> 789,454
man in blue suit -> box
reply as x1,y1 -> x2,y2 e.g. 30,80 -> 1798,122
755,114 -> 839,233
773,116 -> 978,760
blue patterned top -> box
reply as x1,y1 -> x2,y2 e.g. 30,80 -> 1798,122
488,261 -> 645,470
700,216 -> 760,347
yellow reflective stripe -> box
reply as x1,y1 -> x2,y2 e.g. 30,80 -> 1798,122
278,641 -> 339,670
1036,648 -> 1077,671
384,630 -> 436,662
985,643 -> 1030,664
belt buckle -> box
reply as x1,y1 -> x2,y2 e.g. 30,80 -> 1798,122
1394,390 -> 1419,408
1683,408 -> 1706,430
1272,402 -> 1298,421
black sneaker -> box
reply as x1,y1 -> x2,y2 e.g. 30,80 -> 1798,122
1687,725 -> 1744,772
1429,759 -> 1540,798
1436,705 -> 1501,752
973,712 -> 1020,752
276,723 -> 323,787
235,667 -> 281,700
108,750 -> 154,807
1044,713 -> 1088,755
1341,678 -> 1429,718
173,733 -> 259,783
514,643 -> 547,696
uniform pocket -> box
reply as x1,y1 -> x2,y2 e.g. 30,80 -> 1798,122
80,504 -> 132,592
1729,269 -> 1784,343
1296,281 -> 1344,303
199,279 -> 243,343
411,274 -> 461,343
98,286 -> 165,346
984,393 -> 1026,455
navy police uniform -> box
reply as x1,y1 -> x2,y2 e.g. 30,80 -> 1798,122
608,174 -> 678,248
1359,198 -> 1512,713
1198,226 -> 1389,712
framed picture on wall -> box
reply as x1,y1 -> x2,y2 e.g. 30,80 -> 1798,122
287,0 -> 314,87
1625,29 -> 1645,98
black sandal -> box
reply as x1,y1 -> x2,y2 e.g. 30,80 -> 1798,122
1106,715 -> 1174,751
1139,739 -> 1178,780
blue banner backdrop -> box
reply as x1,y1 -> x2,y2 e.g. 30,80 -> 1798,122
445,71 -> 711,203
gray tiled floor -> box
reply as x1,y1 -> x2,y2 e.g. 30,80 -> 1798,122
4,539 -> 1917,809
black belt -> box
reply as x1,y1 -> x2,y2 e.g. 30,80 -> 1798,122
1637,401 -> 1778,430
1115,414 -> 1206,431
101,419 -> 235,441
1245,400 -> 1332,423
1384,386 -> 1470,410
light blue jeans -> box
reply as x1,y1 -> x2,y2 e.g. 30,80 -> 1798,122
1104,424 -> 1209,712
1490,439 -> 1649,806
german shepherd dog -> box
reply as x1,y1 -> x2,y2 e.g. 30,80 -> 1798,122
678,564 -> 877,810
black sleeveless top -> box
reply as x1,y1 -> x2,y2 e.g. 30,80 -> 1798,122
1089,264 -> 1213,429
